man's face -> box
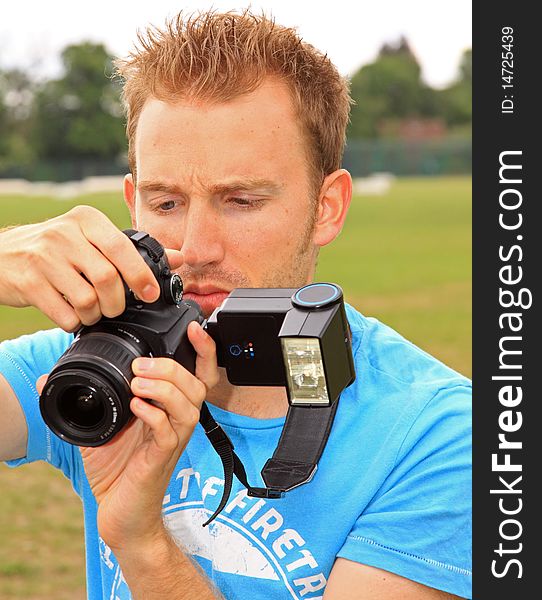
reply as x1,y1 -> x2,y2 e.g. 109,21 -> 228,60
125,78 -> 320,317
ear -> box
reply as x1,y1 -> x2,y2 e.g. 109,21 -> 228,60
123,173 -> 137,228
312,169 -> 352,248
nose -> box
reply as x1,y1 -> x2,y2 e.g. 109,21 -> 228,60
179,203 -> 225,270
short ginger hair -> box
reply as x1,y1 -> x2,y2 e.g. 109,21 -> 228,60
115,9 -> 352,188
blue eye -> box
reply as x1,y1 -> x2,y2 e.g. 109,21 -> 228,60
158,200 -> 177,211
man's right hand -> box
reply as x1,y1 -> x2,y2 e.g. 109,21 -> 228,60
0,205 -> 182,331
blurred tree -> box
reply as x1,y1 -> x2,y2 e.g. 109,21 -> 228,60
0,68 -> 37,169
436,49 -> 472,128
0,72 -> 7,155
32,42 -> 126,159
459,48 -> 472,82
348,37 -> 437,139
1,39 -> 472,176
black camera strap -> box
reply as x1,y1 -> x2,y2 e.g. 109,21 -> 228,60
199,400 -> 339,526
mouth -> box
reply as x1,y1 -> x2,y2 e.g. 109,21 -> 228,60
182,286 -> 231,316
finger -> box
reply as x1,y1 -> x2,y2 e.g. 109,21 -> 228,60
132,357 -> 207,408
75,252 -> 126,318
130,397 -> 181,456
187,322 -> 220,391
130,379 -> 200,439
47,239 -> 125,320
165,248 -> 184,271
36,374 -> 49,395
76,211 -> 160,303
45,265 -> 101,326
30,277 -> 81,331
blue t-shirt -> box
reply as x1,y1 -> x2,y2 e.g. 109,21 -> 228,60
1,305 -> 472,599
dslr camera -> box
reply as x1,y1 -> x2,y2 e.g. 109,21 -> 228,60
39,230 -> 203,446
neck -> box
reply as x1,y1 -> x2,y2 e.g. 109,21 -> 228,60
205,369 -> 289,419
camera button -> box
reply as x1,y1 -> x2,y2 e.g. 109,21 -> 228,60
229,344 -> 242,357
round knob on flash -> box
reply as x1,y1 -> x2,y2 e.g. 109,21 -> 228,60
292,283 -> 342,310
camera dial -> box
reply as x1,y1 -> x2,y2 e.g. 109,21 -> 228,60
167,273 -> 184,305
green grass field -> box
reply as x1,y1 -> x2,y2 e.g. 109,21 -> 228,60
0,176 -> 471,598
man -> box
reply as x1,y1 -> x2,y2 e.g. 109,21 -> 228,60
0,10 -> 471,600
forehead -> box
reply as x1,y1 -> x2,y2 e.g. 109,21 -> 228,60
134,79 -> 310,184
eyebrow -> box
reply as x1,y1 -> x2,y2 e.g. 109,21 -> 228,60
137,177 -> 283,196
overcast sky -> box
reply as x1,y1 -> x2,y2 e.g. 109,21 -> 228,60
0,0 -> 471,88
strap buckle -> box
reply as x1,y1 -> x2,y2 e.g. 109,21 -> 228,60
247,487 -> 284,499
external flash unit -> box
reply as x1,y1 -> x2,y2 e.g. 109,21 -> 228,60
201,283 -> 355,525
206,283 -> 355,407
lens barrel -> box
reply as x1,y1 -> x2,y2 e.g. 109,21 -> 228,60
40,328 -> 151,446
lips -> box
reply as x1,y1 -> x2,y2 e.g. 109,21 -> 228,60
182,286 -> 230,316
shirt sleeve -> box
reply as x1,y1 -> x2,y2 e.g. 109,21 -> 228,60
336,384 -> 472,599
0,329 -> 83,491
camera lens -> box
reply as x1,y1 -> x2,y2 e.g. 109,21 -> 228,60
39,327 -> 151,446
58,385 -> 106,430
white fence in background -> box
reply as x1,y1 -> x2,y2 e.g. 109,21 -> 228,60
0,173 -> 395,198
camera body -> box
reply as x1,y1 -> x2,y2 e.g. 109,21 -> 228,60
39,230 -> 203,446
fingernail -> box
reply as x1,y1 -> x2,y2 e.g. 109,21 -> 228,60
135,378 -> 151,389
135,358 -> 154,371
133,398 -> 146,410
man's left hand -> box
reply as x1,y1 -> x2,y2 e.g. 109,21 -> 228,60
37,320 -> 219,555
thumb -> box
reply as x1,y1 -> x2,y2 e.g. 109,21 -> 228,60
187,321 -> 219,392
36,374 -> 49,395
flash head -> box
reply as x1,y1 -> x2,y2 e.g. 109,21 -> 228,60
206,282 -> 354,406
